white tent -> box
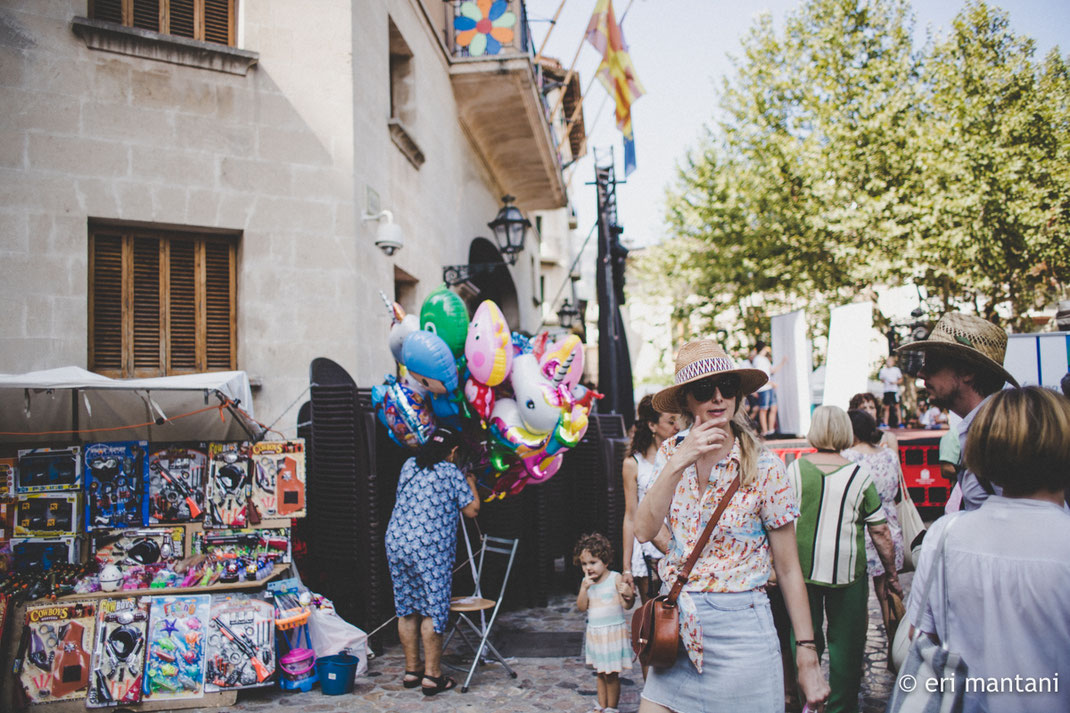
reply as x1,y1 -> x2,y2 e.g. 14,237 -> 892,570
0,367 -> 260,444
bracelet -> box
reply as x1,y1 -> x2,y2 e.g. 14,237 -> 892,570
622,570 -> 632,575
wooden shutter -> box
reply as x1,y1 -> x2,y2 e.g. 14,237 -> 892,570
89,234 -> 125,376
131,237 -> 164,375
203,0 -> 233,45
167,0 -> 196,39
168,239 -> 198,372
90,227 -> 236,377
203,241 -> 235,370
131,0 -> 161,33
90,0 -> 124,26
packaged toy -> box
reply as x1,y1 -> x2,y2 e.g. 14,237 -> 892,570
18,601 -> 96,704
11,536 -> 82,570
250,440 -> 307,519
142,595 -> 209,701
15,493 -> 81,536
87,597 -> 150,707
206,443 -> 251,528
205,594 -> 275,691
92,527 -> 184,567
148,443 -> 208,524
17,447 -> 82,493
84,441 -> 148,529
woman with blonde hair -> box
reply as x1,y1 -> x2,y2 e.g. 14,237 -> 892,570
787,406 -> 901,713
635,340 -> 829,713
901,387 -> 1070,713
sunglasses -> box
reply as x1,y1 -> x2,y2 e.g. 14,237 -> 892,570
685,375 -> 741,402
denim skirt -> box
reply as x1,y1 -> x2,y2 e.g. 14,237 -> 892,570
641,589 -> 783,713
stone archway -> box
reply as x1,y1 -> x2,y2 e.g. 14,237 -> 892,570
465,237 -> 519,329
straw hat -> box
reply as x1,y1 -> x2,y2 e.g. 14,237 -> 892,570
896,312 -> 1018,387
651,340 -> 768,413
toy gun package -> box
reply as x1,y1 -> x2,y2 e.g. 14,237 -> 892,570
205,595 -> 275,690
87,596 -> 150,707
16,601 -> 97,704
148,444 -> 208,524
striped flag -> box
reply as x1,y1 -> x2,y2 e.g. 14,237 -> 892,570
585,0 -> 645,175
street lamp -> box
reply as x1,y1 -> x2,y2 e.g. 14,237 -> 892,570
557,300 -> 579,329
487,195 -> 530,266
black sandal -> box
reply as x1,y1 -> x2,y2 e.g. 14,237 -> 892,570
421,673 -> 457,696
402,670 -> 423,688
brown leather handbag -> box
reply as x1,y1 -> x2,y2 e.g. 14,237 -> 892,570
631,475 -> 741,669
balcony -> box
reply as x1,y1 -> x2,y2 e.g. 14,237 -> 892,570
446,1 -> 568,211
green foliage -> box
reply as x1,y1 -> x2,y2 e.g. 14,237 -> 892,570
647,0 -> 1070,346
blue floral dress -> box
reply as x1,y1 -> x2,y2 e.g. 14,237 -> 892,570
385,457 -> 474,633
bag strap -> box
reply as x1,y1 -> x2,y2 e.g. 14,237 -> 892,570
667,474 -> 741,603
916,511 -> 962,647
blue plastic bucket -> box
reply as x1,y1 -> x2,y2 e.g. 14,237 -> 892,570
316,654 -> 359,695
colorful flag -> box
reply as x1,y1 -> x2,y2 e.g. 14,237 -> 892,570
585,0 -> 645,175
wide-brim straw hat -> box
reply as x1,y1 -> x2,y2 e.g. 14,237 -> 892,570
897,312 -> 1018,387
652,340 -> 768,413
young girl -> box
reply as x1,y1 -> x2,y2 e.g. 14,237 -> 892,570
575,533 -> 634,713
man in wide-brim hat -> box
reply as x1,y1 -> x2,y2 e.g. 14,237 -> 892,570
896,311 -> 1018,511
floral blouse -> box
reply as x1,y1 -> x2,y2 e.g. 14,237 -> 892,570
654,433 -> 799,671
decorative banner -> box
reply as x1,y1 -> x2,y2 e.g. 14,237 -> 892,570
822,302 -> 874,409
770,310 -> 811,437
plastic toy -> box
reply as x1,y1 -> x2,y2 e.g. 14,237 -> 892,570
148,444 -> 208,524
17,447 -> 82,493
143,595 -> 209,701
88,597 -> 149,708
205,595 -> 275,691
206,443 -> 251,528
99,564 -> 122,592
19,601 -> 96,704
93,528 -> 184,567
84,441 -> 149,529
250,440 -> 306,519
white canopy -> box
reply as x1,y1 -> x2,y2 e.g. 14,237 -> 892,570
0,367 -> 260,444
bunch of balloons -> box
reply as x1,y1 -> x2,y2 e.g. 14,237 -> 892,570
371,285 -> 601,499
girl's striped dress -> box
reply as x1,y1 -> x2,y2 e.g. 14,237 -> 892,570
584,571 -> 631,673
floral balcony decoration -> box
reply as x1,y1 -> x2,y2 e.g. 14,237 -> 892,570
454,0 -> 517,57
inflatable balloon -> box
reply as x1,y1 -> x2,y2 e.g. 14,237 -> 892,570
420,285 -> 469,358
508,353 -> 564,435
540,335 -> 584,392
465,300 -> 513,387
464,376 -> 495,421
488,397 -> 552,454
402,330 -> 459,394
371,377 -> 436,449
389,314 -> 420,364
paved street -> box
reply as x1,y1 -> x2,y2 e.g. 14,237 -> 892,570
215,574 -> 909,713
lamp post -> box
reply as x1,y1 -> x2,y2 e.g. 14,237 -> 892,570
557,300 -> 579,329
487,195 -> 530,266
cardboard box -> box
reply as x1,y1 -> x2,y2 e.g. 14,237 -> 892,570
17,446 -> 82,493
14,492 -> 81,536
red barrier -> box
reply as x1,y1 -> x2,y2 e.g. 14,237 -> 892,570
899,444 -> 949,507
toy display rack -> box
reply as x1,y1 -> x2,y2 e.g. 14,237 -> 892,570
54,563 -> 289,601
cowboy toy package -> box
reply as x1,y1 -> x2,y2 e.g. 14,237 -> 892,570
205,595 -> 276,691
17,446 -> 82,493
148,443 -> 208,524
206,443 -> 251,528
84,441 -> 148,530
19,601 -> 97,704
250,440 -> 307,519
88,597 -> 150,707
143,594 -> 209,701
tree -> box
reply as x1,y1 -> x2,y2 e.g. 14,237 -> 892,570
645,0 -> 1070,352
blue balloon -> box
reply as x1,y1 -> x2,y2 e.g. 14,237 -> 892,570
402,331 -> 459,393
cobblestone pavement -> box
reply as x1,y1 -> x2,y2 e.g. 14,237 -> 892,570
209,574 -> 910,713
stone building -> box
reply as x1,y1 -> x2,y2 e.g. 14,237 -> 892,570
0,0 -> 583,424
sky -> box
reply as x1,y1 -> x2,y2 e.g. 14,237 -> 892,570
525,0 -> 1070,261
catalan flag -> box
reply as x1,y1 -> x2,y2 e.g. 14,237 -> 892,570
585,0 -> 645,176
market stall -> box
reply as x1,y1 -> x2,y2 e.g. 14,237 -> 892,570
0,368 -> 325,712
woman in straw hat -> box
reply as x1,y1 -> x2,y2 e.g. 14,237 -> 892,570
635,340 -> 829,713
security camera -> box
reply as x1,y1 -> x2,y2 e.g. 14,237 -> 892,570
363,209 -> 404,257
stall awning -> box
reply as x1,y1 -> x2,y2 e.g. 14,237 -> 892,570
0,367 -> 260,444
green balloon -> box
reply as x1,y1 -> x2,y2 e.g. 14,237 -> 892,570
420,284 -> 469,357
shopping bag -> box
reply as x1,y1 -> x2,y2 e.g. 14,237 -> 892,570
887,634 -> 968,713
897,468 -> 926,572
308,602 -> 369,676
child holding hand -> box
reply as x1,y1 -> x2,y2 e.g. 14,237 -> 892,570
575,533 -> 634,713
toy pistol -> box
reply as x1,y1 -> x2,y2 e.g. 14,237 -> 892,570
211,617 -> 269,682
150,461 -> 203,519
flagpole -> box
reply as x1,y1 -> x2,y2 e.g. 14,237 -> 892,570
534,0 -> 570,64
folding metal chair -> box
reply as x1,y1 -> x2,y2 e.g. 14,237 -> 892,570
443,534 -> 519,692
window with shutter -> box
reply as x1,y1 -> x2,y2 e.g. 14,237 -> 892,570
88,0 -> 235,46
89,225 -> 238,378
